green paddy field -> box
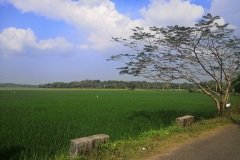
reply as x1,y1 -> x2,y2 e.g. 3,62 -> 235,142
0,89 -> 239,159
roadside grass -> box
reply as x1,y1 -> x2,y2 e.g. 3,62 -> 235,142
54,117 -> 232,160
225,104 -> 240,124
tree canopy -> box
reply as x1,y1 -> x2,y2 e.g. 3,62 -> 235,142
110,13 -> 240,115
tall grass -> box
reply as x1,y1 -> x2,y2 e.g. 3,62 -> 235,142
0,89 -> 238,159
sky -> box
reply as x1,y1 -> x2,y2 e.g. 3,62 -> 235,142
0,0 -> 240,84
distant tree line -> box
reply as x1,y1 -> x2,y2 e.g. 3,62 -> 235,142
39,80 -> 196,90
0,83 -> 37,88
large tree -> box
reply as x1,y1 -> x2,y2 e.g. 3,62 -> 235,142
110,14 -> 240,115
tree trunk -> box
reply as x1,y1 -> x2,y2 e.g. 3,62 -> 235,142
217,95 -> 228,116
218,101 -> 225,116
218,87 -> 230,116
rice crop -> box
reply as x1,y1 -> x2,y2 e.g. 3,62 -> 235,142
0,89 -> 237,159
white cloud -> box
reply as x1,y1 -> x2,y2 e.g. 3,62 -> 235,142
140,0 -> 204,26
0,27 -> 73,54
37,37 -> 73,52
73,0 -> 109,6
78,44 -> 90,50
0,27 -> 36,53
214,18 -> 237,30
210,0 -> 240,34
4,0 -> 205,51
7,0 -> 141,50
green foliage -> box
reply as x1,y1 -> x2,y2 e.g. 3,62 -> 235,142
140,125 -> 184,138
0,89 -> 239,159
127,82 -> 136,90
232,75 -> 240,93
188,89 -> 201,93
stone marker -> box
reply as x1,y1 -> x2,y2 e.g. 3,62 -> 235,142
70,134 -> 109,158
176,115 -> 194,127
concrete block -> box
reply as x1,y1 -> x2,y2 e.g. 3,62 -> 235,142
70,134 -> 109,158
176,115 -> 194,127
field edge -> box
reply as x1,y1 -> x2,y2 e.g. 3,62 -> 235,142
53,117 -> 236,160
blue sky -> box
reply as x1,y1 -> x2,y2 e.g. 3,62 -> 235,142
0,0 -> 239,84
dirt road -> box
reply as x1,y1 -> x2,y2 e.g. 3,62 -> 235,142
148,124 -> 240,160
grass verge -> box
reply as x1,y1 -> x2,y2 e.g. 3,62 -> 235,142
53,117 -> 233,160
